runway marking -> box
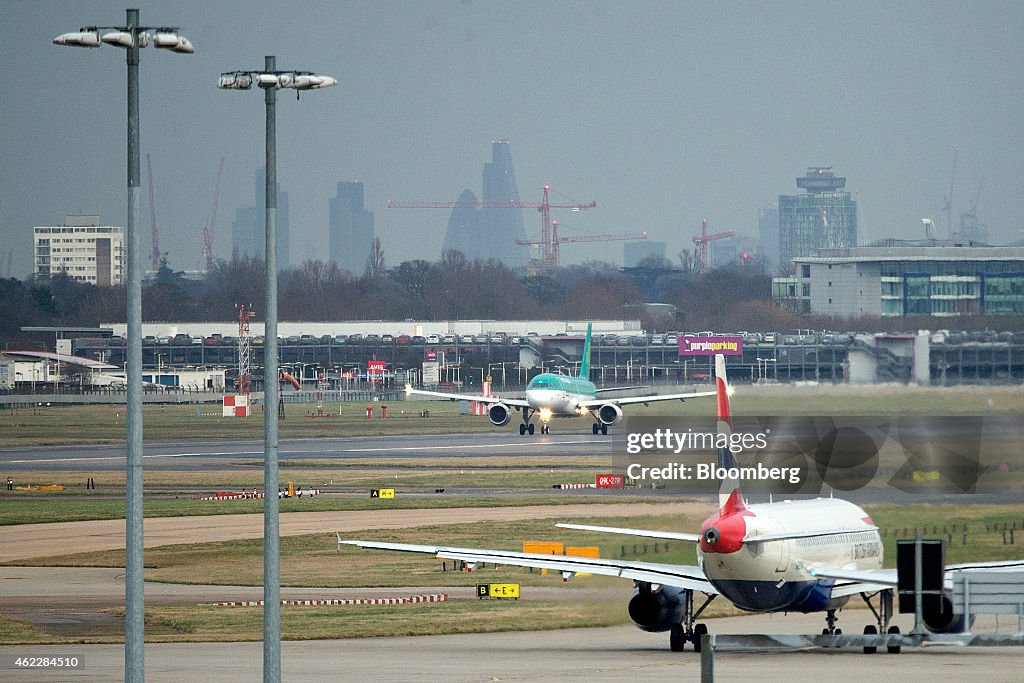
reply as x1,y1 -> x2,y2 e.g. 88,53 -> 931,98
2,440 -> 594,463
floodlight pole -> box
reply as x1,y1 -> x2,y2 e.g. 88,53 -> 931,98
218,58 -> 334,683
262,54 -> 282,683
124,9 -> 145,682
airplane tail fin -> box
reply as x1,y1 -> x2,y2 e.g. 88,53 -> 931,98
715,354 -> 745,512
579,323 -> 592,380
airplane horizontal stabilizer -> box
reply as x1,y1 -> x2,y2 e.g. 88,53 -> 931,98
743,526 -> 878,544
556,522 -> 701,543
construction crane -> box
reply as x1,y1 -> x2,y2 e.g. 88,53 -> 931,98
202,158 -> 225,272
388,184 -> 597,268
146,153 -> 160,270
691,218 -> 734,271
941,147 -> 958,239
518,220 -> 648,268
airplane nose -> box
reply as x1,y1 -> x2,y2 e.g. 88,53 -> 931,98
703,526 -> 721,546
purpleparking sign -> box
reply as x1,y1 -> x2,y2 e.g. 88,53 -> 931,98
679,335 -> 743,356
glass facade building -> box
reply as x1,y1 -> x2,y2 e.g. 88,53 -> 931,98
778,168 -> 857,271
775,245 -> 1024,317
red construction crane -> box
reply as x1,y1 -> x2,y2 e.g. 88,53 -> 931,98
146,153 -> 160,270
692,218 -> 734,271
202,158 -> 225,272
388,184 -> 596,268
518,220 -> 648,268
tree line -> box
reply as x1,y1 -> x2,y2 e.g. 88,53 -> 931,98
1,252 -> 1019,349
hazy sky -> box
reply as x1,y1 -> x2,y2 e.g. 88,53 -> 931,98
3,0 -> 1024,278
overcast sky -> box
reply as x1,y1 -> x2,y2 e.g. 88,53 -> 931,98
3,0 -> 1023,279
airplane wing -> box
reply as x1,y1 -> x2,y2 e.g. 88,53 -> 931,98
338,537 -> 717,594
406,386 -> 531,408
579,390 -> 716,408
556,522 -> 701,543
593,386 -> 649,394
809,559 -> 1024,594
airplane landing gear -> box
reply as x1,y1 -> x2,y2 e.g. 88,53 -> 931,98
859,589 -> 899,654
519,408 -> 537,436
671,589 -> 716,652
591,422 -> 608,435
821,609 -> 842,636
540,423 -> 549,434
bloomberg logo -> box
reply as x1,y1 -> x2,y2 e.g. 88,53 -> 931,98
679,335 -> 743,356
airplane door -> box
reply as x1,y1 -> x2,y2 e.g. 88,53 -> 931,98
766,518 -> 789,573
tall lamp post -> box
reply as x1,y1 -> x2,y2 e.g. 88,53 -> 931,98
218,58 -> 336,682
54,11 -> 192,682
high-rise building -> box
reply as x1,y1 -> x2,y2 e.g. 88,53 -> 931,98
329,181 -> 375,276
623,240 -> 667,267
442,189 -> 482,259
441,141 -> 528,267
33,215 -> 124,285
480,140 -> 528,268
230,167 -> 290,268
778,168 -> 857,271
757,204 -> 779,269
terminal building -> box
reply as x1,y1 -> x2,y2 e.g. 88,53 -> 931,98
33,216 -> 124,286
773,243 -> 1024,317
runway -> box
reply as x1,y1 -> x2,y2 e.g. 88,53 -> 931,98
0,431 -> 612,471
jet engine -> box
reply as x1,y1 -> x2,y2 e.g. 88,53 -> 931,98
597,403 -> 624,426
923,595 -> 974,633
487,403 -> 512,427
627,584 -> 686,632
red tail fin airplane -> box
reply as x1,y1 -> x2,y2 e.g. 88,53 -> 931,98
341,354 -> 1024,652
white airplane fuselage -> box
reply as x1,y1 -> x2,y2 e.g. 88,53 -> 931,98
524,373 -> 595,418
697,496 -> 883,613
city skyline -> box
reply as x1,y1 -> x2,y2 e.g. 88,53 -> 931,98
3,1 -> 1024,279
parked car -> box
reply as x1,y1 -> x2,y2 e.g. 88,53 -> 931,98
365,334 -> 381,345
396,334 -> 411,345
333,335 -> 348,344
426,334 -> 441,344
411,335 -> 426,344
441,334 -> 457,344
381,334 -> 395,344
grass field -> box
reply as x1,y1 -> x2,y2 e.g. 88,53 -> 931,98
3,383 -> 1023,447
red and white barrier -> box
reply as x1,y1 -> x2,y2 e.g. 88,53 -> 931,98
471,381 -> 492,416
208,594 -> 448,607
198,489 -> 320,501
553,483 -> 597,490
222,394 -> 251,417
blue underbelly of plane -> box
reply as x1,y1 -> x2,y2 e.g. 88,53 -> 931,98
710,579 -> 834,613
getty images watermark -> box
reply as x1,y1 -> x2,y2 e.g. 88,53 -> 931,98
613,415 -> 1024,495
